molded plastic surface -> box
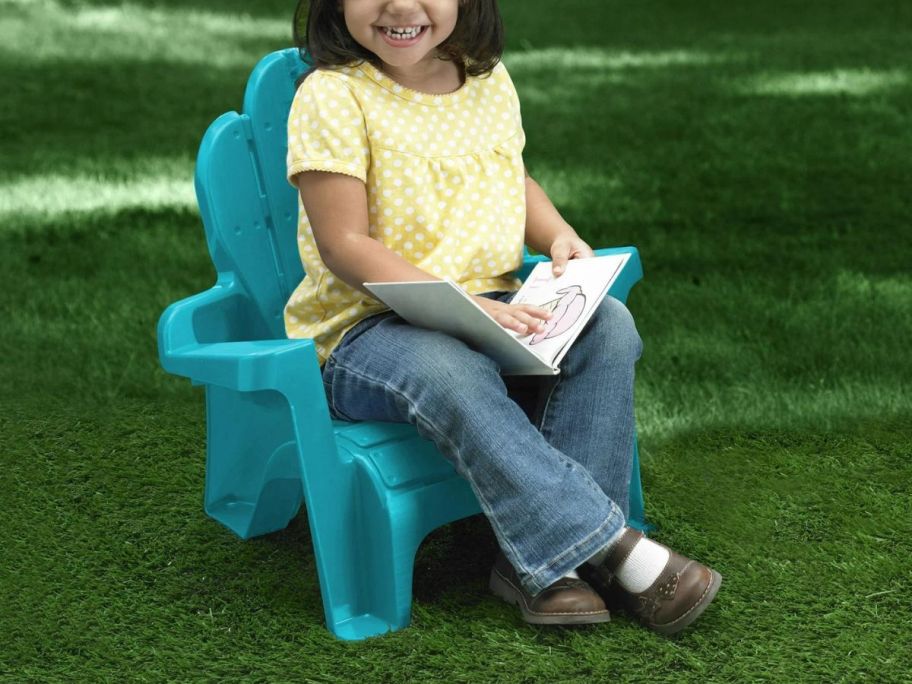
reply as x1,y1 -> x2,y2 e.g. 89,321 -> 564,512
157,48 -> 649,641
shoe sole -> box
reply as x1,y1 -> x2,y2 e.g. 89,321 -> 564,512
651,569 -> 723,637
489,567 -> 612,626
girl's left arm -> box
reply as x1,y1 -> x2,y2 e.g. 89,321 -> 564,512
523,167 -> 594,277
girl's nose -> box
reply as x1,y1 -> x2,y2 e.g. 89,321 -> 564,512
386,0 -> 424,18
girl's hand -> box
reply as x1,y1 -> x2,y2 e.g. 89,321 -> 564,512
550,230 -> 595,277
472,295 -> 553,335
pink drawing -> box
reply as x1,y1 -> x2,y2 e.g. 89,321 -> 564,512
528,285 -> 587,345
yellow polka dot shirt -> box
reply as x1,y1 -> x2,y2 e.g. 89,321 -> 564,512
284,59 -> 526,366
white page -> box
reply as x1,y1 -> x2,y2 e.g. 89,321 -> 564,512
506,253 -> 630,365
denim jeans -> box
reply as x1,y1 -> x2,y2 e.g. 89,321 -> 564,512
321,290 -> 643,595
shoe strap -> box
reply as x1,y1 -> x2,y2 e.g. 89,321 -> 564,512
602,527 -> 644,573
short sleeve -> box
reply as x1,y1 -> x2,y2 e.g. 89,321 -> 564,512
497,62 -> 525,145
495,62 -> 522,129
286,71 -> 371,186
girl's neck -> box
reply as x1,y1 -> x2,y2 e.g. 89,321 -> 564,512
376,56 -> 465,95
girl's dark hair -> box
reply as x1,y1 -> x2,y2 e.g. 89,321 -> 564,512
293,0 -> 503,81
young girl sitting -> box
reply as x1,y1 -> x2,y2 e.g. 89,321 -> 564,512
285,0 -> 721,635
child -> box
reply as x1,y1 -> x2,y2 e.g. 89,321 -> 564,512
285,0 -> 721,635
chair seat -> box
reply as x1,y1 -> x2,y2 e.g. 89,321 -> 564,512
333,421 -> 459,491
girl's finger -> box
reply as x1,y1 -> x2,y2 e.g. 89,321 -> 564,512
570,243 -> 594,259
495,311 -> 527,333
523,311 -> 549,328
551,246 -> 570,276
516,311 -> 546,332
516,304 -> 552,319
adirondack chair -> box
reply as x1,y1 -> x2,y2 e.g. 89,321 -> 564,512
157,48 -> 649,641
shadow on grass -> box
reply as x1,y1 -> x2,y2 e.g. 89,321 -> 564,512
0,58 -> 250,176
0,206 -> 213,408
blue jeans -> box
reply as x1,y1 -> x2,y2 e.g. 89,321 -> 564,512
321,290 -> 643,595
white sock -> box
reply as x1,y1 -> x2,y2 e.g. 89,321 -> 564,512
586,527 -> 670,593
615,537 -> 670,592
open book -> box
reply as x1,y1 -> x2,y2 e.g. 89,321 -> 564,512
364,253 -> 631,376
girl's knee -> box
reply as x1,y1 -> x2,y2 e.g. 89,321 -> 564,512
591,296 -> 643,362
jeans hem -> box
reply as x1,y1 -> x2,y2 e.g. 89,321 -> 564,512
522,503 -> 626,596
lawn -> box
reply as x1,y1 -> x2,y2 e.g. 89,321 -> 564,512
1,0 -> 910,681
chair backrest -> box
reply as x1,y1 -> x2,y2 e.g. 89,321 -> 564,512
194,49 -> 311,339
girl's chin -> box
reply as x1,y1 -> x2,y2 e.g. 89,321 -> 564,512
373,49 -> 439,70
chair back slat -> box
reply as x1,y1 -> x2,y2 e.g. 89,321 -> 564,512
194,49 -> 311,339
243,49 -> 311,303
195,113 -> 285,337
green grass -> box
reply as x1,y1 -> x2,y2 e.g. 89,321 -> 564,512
2,0 -> 911,681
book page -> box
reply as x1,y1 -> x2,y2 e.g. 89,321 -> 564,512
506,254 -> 630,365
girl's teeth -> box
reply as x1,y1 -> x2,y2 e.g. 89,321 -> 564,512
383,26 -> 423,40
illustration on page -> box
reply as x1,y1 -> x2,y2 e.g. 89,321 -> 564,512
528,285 -> 587,345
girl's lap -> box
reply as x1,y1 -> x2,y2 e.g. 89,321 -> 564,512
321,290 -> 545,423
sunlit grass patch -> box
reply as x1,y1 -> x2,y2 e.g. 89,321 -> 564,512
736,68 -> 908,96
500,47 -> 738,106
505,46 -> 734,74
527,167 -> 625,211
834,270 -> 912,307
522,165 -> 664,232
0,162 -> 195,225
0,0 -> 288,67
637,378 -> 909,443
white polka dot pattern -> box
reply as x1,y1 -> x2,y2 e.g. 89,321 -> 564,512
285,61 -> 527,365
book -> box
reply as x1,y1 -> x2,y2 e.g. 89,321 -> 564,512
363,253 -> 631,376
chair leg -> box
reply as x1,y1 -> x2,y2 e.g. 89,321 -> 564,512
203,385 -> 303,539
303,454 -> 482,640
307,463 -> 423,640
627,433 -> 653,533
355,473 -> 421,633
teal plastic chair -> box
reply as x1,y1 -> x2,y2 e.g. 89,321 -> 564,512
157,48 -> 648,641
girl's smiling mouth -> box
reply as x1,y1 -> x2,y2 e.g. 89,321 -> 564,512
377,25 -> 430,46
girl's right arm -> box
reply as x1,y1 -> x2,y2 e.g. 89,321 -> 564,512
297,171 -> 551,334
296,171 -> 440,298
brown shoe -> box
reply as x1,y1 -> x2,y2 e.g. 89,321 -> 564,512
580,528 -> 722,636
489,551 -> 611,625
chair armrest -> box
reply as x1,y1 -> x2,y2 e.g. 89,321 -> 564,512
158,274 -> 243,355
158,274 -> 320,391
517,246 -> 643,304
163,338 -> 318,392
